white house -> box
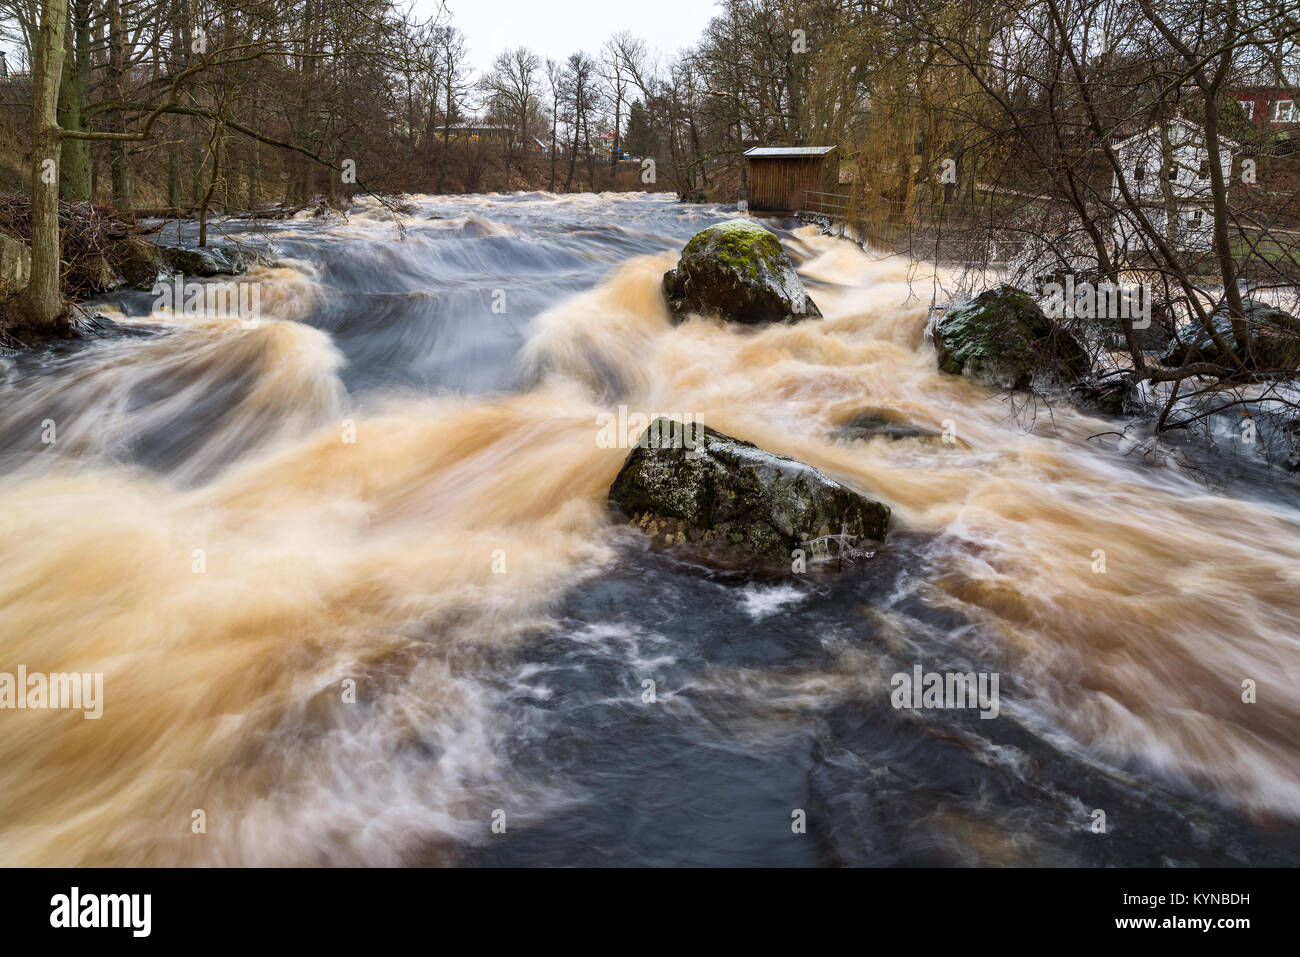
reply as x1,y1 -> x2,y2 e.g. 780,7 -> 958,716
1110,116 -> 1236,254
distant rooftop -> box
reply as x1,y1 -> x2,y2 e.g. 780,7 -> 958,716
744,146 -> 837,158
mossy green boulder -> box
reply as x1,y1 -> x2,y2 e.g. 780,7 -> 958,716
662,219 -> 821,324
609,418 -> 888,562
932,284 -> 1089,390
1160,299 -> 1300,372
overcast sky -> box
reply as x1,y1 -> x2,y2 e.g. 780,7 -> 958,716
0,1 -> 721,76
430,0 -> 722,76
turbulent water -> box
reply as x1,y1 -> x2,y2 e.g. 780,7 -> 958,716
1,192 -> 1298,866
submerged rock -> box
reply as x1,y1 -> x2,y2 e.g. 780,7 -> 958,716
609,417 -> 889,563
932,284 -> 1089,390
830,410 -> 947,444
1097,299 -> 1174,353
662,219 -> 821,324
1030,267 -> 1173,353
1160,299 -> 1300,372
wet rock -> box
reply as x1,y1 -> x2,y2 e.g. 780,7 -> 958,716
68,253 -> 124,293
117,237 -> 168,290
1030,268 -> 1173,353
0,234 -> 30,292
933,284 -> 1090,390
830,411 -> 946,443
662,219 -> 821,324
1070,376 -> 1135,416
609,417 -> 889,562
1160,299 -> 1300,372
158,244 -> 247,277
1097,299 -> 1174,353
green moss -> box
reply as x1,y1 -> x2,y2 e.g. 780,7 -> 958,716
681,220 -> 782,281
664,220 -> 822,324
610,418 -> 890,562
934,283 -> 1088,389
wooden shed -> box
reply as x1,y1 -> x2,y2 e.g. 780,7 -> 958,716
743,146 -> 840,214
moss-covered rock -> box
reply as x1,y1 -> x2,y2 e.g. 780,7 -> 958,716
0,234 -> 30,293
117,237 -> 167,290
609,418 -> 889,563
1160,299 -> 1300,372
932,284 -> 1089,390
67,253 -> 124,294
662,219 -> 821,324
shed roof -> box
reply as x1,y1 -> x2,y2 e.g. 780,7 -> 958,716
743,146 -> 837,158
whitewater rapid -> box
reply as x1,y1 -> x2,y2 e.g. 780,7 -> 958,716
0,192 -> 1296,865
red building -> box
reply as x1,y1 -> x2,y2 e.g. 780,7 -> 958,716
1229,86 -> 1300,131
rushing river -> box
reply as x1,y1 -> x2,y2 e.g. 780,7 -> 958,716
0,192 -> 1298,866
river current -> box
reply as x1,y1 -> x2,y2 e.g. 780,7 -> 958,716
0,191 -> 1297,865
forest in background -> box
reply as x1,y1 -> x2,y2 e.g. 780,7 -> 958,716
2,1 -> 1289,213
1,0 -> 1299,371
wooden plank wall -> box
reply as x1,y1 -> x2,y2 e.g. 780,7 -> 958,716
746,157 -> 840,213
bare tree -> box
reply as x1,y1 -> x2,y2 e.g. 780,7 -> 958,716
482,45 -> 541,182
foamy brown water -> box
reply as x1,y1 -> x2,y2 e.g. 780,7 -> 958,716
0,192 -> 1296,866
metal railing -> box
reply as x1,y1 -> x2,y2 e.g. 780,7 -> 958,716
800,189 -> 851,219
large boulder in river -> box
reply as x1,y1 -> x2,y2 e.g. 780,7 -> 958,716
609,418 -> 889,563
662,219 -> 821,324
1160,298 -> 1300,372
932,284 -> 1089,390
159,244 -> 248,278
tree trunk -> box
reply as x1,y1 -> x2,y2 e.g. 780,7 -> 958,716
586,110 -> 595,190
1202,92 -> 1249,353
12,0 -> 70,335
166,9 -> 183,207
89,10 -> 105,202
437,76 -> 451,193
198,119 -> 224,247
107,0 -> 133,213
549,111 -> 556,191
610,87 -> 621,173
56,0 -> 90,201
423,80 -> 438,179
247,137 -> 260,209
565,118 -> 578,192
